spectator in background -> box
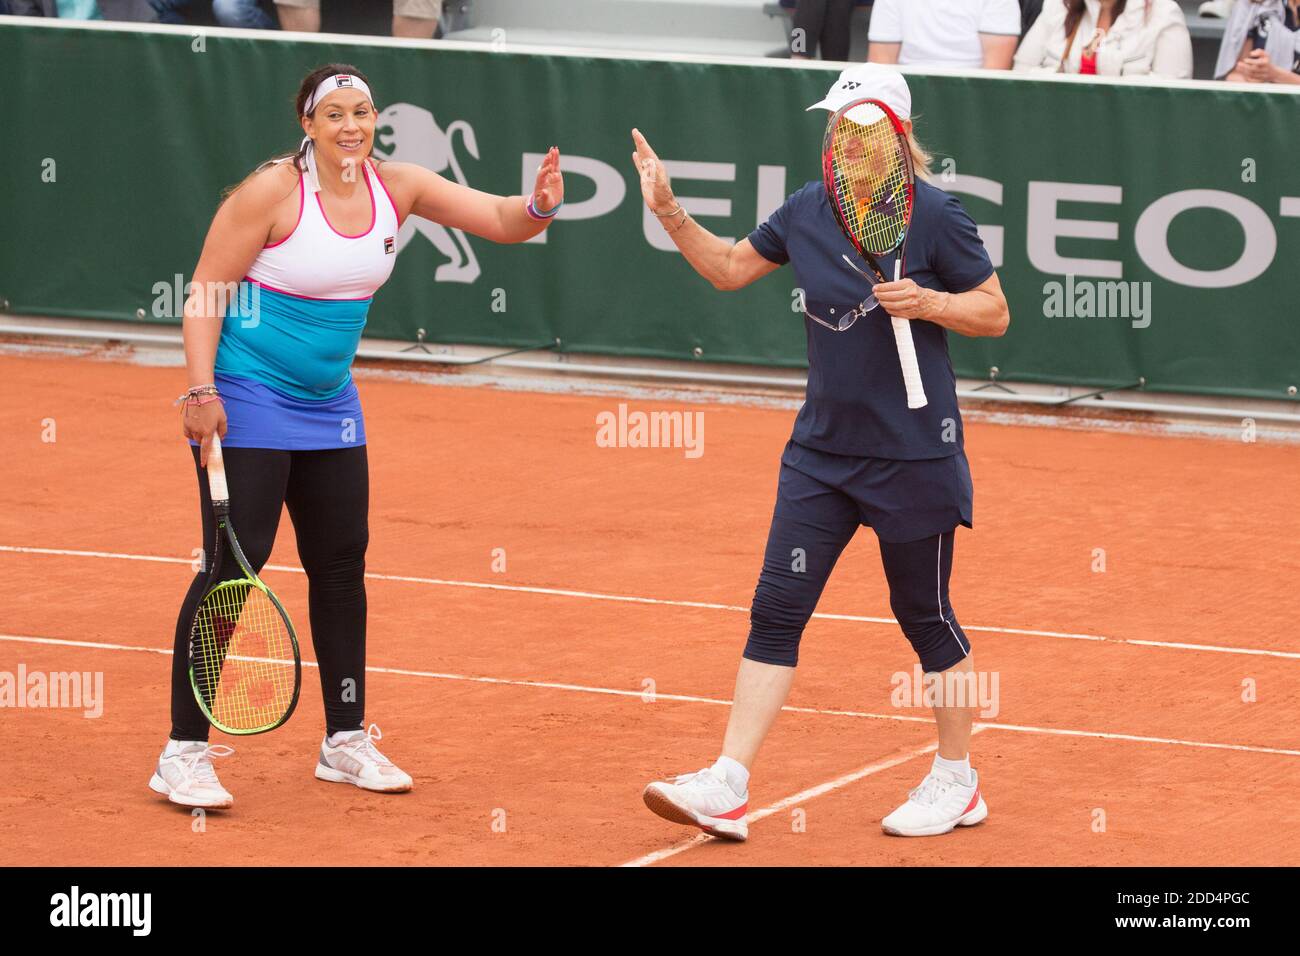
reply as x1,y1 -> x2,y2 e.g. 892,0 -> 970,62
868,0 -> 1021,69
1015,0 -> 1192,77
151,0 -> 275,28
790,0 -> 855,62
274,0 -> 439,38
4,0 -> 94,15
1021,0 -> 1045,32
3,0 -> 188,18
101,0 -> 156,16
1216,0 -> 1300,83
2,0 -> 57,13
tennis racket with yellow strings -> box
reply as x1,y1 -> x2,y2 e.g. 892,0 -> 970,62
188,434 -> 301,734
822,97 -> 928,409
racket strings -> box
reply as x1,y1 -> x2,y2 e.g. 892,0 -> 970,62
190,581 -> 295,731
829,115 -> 911,255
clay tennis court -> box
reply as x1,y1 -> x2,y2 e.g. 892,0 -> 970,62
1,345 -> 1297,867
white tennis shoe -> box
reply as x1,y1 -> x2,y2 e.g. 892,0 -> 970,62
314,724 -> 413,793
882,766 -> 987,837
149,741 -> 235,809
643,766 -> 749,841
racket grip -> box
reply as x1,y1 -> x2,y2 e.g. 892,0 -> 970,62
891,260 -> 928,410
891,317 -> 929,410
207,433 -> 230,503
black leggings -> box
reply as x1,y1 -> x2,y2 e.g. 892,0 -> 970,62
171,444 -> 370,741
791,0 -> 855,61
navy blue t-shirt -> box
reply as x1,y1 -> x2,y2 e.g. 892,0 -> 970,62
747,179 -> 994,460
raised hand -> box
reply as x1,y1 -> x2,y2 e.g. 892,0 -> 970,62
533,146 -> 564,212
631,128 -> 677,213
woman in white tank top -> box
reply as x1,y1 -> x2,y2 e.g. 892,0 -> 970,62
150,64 -> 565,810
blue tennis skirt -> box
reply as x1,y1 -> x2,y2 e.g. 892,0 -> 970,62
188,372 -> 367,450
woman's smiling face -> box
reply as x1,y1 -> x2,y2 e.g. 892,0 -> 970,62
303,90 -> 376,167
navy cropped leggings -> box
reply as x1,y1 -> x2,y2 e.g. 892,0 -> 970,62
744,441 -> 974,672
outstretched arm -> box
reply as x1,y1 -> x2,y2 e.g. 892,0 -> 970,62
379,147 -> 565,243
631,129 -> 779,291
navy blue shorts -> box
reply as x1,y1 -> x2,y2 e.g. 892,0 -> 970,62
743,441 -> 973,670
778,441 -> 972,544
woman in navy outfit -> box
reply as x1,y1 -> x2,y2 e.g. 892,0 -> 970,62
635,64 -> 1010,842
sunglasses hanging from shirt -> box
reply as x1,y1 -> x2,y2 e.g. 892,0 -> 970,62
802,267 -> 881,332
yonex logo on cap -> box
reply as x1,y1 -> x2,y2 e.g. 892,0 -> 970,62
807,65 -> 911,121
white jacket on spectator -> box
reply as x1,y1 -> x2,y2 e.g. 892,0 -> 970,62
1013,0 -> 1193,77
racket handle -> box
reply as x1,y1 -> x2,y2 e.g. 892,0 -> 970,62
891,259 -> 929,410
207,433 -> 230,504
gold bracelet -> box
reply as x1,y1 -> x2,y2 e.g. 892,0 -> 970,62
663,209 -> 690,234
653,204 -> 683,218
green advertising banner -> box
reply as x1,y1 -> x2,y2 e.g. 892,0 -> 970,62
3,19 -> 1299,399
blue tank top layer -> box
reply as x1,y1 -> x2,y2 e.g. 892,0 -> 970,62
204,156 -> 401,449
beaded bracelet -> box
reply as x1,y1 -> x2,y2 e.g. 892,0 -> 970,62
174,384 -> 220,407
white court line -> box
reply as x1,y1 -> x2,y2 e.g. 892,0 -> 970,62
1,631 -> 1297,758
0,632 -> 934,722
620,741 -> 953,867
4,544 -> 1299,661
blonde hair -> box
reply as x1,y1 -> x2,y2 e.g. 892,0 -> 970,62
908,124 -> 934,182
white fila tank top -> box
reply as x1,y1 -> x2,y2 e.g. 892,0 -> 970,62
246,154 -> 401,300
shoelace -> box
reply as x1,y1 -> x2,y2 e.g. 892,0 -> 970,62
175,744 -> 234,787
908,773 -> 954,807
674,767 -> 723,788
335,724 -> 394,768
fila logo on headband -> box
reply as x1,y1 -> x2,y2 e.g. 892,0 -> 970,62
305,73 -> 375,115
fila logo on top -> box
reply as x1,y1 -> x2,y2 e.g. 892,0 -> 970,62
373,103 -> 481,283
384,236 -> 395,255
